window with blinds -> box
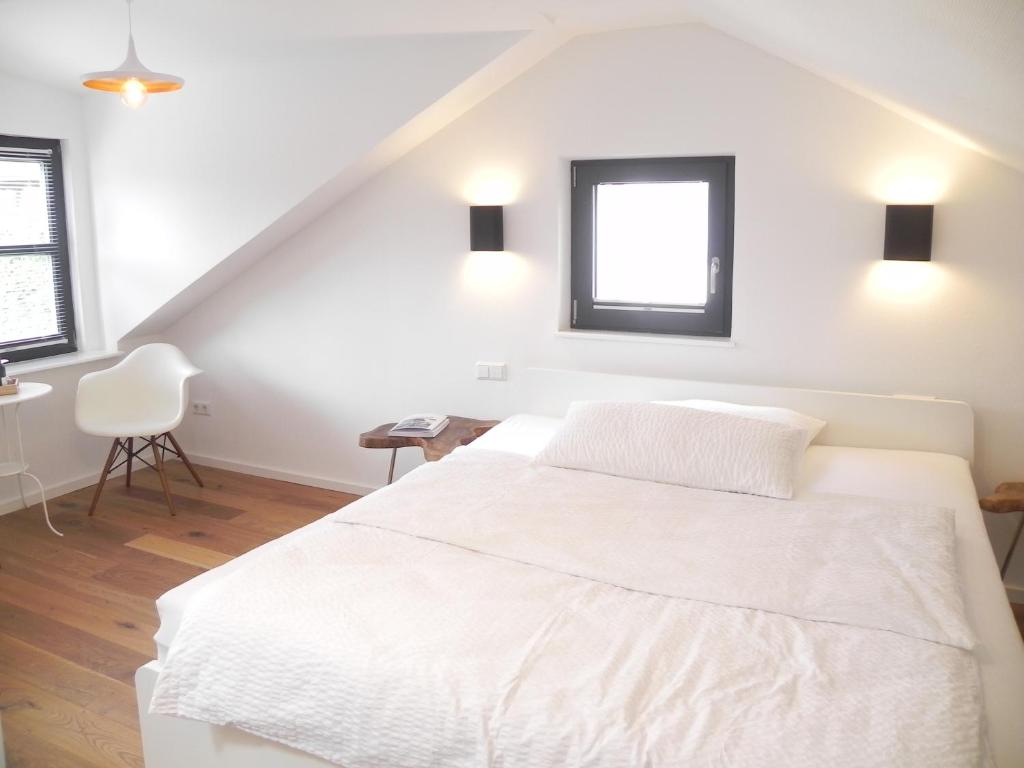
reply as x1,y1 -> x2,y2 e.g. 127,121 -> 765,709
0,135 -> 76,363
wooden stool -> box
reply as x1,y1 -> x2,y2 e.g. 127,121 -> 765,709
980,482 -> 1024,579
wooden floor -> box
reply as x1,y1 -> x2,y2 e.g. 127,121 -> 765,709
0,460 -> 357,768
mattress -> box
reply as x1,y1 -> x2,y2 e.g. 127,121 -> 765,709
152,414 -> 1024,766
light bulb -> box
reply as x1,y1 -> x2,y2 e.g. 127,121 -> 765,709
120,78 -> 148,109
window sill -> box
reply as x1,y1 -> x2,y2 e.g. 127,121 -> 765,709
8,350 -> 123,376
555,330 -> 736,348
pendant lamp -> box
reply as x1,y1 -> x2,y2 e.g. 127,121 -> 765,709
81,0 -> 183,109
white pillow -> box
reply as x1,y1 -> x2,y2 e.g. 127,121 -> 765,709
659,399 -> 826,452
534,401 -> 806,499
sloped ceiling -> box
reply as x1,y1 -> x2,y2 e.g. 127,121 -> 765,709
0,0 -> 1019,170
684,0 -> 1024,171
80,28 -> 545,343
0,0 -> 693,89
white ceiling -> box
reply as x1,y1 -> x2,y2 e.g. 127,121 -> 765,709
0,0 -> 695,81
684,0 -> 1024,171
0,0 -> 1021,171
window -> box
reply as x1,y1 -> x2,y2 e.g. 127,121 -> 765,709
570,156 -> 734,337
0,135 -> 76,362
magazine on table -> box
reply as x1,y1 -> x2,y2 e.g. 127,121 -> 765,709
388,414 -> 449,438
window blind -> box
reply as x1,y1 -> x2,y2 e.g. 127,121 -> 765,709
0,134 -> 77,362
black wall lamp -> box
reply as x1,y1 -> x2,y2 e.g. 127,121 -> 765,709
470,205 -> 504,251
884,204 -> 933,261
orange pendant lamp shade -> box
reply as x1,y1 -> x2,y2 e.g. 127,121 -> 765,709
81,0 -> 183,108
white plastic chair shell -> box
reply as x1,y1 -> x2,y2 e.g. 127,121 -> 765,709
76,344 -> 202,438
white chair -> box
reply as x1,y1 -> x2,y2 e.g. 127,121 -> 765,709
76,343 -> 203,517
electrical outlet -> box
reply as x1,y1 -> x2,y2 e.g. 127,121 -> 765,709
191,401 -> 212,417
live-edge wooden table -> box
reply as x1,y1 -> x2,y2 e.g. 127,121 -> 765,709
359,416 -> 500,484
980,482 -> 1024,579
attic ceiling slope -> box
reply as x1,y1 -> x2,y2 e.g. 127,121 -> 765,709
684,0 -> 1024,172
1,1 -> 1017,168
0,0 -> 693,89
84,29 -> 534,345
124,26 -> 569,339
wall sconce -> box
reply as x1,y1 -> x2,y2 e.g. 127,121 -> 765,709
884,204 -> 933,261
470,205 -> 504,251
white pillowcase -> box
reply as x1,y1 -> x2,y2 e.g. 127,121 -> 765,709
659,399 -> 826,452
534,401 -> 807,499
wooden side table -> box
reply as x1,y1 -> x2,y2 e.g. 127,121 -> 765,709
980,482 -> 1024,579
359,416 -> 500,484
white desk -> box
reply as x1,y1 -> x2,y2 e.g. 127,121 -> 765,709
0,382 -> 60,536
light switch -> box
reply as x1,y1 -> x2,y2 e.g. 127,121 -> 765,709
475,362 -> 508,381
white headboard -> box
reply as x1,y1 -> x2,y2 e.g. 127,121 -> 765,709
522,368 -> 974,463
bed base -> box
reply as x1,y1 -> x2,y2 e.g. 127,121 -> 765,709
136,661 -> 335,768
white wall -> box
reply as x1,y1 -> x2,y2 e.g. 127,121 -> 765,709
84,32 -> 522,344
164,25 -> 1024,584
0,72 -> 104,352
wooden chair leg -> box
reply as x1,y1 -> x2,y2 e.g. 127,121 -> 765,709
150,436 -> 176,517
125,437 -> 134,487
88,438 -> 121,517
165,431 -> 203,487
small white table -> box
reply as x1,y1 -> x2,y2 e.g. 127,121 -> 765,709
1,382 -> 61,536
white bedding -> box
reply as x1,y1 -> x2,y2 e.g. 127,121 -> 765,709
150,415 -> 1024,766
152,432 -> 989,767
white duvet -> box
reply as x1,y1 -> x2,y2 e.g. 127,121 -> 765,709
151,449 -> 987,767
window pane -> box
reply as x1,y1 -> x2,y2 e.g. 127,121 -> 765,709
0,158 -> 50,246
0,254 -> 59,343
594,181 -> 709,306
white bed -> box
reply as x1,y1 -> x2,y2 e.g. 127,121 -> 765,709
137,376 -> 1024,768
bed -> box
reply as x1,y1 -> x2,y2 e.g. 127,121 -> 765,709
135,371 -> 1024,768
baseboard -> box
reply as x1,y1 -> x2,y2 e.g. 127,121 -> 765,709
0,465 -> 125,517
186,452 -> 377,497
1005,584 -> 1024,604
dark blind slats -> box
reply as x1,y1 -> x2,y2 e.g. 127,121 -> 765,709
0,135 -> 77,362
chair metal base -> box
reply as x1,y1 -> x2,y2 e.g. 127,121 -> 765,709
87,432 -> 203,517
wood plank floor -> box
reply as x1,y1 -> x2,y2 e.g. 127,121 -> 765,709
0,460 -> 357,768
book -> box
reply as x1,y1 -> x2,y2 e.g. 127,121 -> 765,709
388,414 -> 449,438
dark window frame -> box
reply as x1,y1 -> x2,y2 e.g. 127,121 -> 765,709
0,134 -> 77,363
570,155 -> 734,337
